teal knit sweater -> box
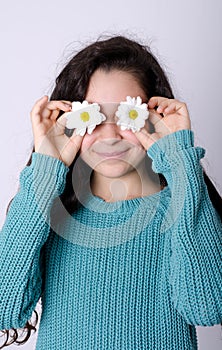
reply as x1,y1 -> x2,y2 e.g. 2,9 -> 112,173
0,130 -> 221,349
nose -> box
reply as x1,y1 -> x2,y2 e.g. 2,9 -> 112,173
95,121 -> 122,142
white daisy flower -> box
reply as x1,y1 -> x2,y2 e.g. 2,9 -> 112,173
65,101 -> 106,136
115,96 -> 149,132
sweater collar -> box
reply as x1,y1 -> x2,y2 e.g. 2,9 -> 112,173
80,186 -> 170,215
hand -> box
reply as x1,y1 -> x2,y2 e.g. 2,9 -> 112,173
30,96 -> 83,166
135,97 -> 191,151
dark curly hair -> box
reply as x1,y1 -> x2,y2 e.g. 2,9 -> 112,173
1,34 -> 221,348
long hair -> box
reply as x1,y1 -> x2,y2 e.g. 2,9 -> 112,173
1,35 -> 221,347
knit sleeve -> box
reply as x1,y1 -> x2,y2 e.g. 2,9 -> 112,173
0,152 -> 68,330
147,129 -> 222,326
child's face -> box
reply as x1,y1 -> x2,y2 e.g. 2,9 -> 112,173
80,69 -> 149,179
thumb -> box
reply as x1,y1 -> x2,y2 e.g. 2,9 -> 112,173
148,109 -> 163,126
135,128 -> 158,151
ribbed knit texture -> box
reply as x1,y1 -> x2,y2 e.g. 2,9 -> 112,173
0,130 -> 221,350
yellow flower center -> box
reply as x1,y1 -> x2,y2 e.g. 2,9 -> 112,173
80,111 -> 90,122
129,109 -> 138,120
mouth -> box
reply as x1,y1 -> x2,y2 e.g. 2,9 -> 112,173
94,149 -> 129,159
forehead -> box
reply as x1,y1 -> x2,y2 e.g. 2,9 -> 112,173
85,69 -> 147,103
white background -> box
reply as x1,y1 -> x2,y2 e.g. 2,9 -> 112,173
0,0 -> 221,349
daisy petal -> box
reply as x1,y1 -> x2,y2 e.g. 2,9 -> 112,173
76,127 -> 87,136
87,125 -> 97,134
116,96 -> 149,132
66,101 -> 106,134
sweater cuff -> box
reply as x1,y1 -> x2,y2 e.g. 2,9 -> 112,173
31,152 -> 69,176
19,152 -> 69,202
147,129 -> 194,161
146,130 -> 205,175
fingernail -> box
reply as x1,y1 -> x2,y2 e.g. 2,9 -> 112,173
64,102 -> 72,108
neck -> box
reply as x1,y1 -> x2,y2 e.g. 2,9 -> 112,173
91,162 -> 161,203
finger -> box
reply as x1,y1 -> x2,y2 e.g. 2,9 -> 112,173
164,101 -> 188,115
46,113 -> 69,137
70,133 -> 83,146
31,97 -> 72,122
156,100 -> 173,114
148,110 -> 173,136
153,99 -> 182,115
148,96 -> 168,109
41,100 -> 72,119
30,95 -> 49,118
57,111 -> 70,120
135,128 -> 158,150
66,133 -> 84,156
55,113 -> 68,132
58,133 -> 84,166
49,108 -> 72,122
46,100 -> 72,111
50,109 -> 61,121
60,100 -> 72,107
148,110 -> 163,126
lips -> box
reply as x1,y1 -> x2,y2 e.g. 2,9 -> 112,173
94,149 -> 129,158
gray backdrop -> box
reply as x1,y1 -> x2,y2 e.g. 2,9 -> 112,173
0,0 -> 221,349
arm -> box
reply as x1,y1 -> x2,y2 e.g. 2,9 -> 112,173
0,153 -> 68,329
0,96 -> 84,330
147,129 -> 222,326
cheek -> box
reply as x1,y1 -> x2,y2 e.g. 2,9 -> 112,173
80,130 -> 142,150
120,130 -> 142,147
79,124 -> 146,154
120,119 -> 151,146
80,134 -> 96,153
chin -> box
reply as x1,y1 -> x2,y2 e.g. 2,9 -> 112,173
93,160 -> 136,179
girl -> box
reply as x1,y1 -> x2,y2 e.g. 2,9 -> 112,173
0,36 -> 221,350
